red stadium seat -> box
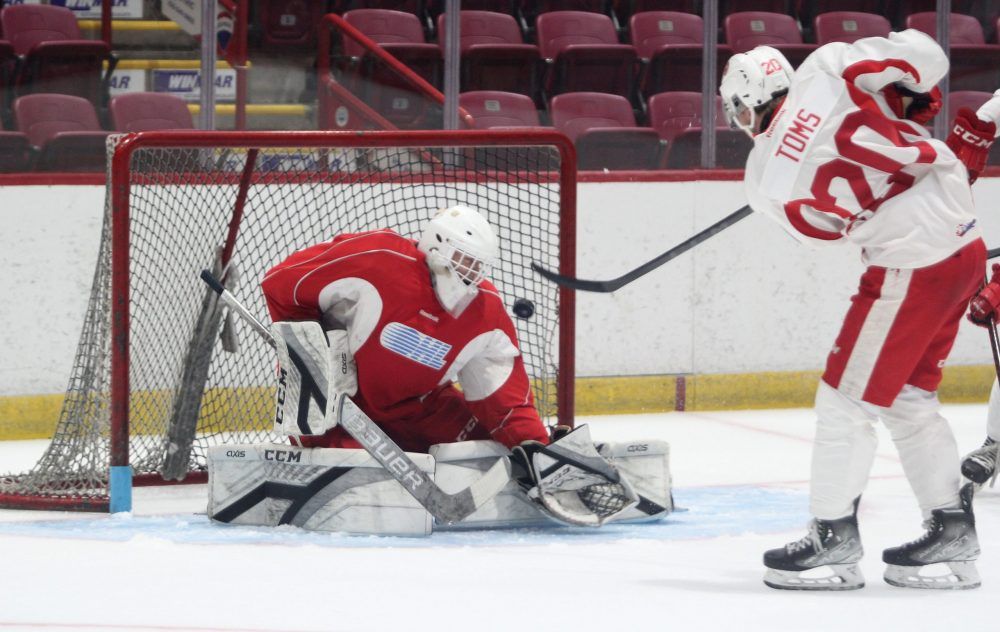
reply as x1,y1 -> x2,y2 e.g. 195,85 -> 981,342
814,12 -> 892,44
647,91 -> 726,142
724,11 -> 817,67
887,1 -> 975,29
663,127 -> 753,168
550,92 -> 663,170
109,92 -> 195,132
258,0 -> 327,48
720,1 -> 790,17
536,11 -> 639,102
796,2 -> 882,37
342,9 -> 443,127
0,4 -> 114,106
629,11 -> 703,58
519,1 -> 607,35
0,113 -> 30,172
460,90 -> 542,128
640,44 -> 734,99
615,1 -> 699,24
905,12 -> 1000,92
13,93 -> 109,172
437,11 -> 541,97
906,11 -> 986,44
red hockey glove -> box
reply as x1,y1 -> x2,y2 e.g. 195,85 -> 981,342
881,83 -> 941,124
947,107 -> 997,184
968,264 -> 1000,327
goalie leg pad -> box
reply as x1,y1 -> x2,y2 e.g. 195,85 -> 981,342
208,444 -> 434,536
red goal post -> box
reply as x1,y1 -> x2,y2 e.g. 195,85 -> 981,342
0,130 -> 577,512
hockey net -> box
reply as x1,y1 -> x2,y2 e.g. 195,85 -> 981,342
0,130 -> 576,511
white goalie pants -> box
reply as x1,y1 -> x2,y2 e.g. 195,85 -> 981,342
810,381 -> 960,521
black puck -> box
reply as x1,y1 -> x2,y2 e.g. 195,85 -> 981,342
512,298 -> 535,319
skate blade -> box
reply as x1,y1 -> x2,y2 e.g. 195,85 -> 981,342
763,564 -> 865,591
883,562 -> 981,590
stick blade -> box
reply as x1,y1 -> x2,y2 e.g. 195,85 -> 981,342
530,262 -> 619,293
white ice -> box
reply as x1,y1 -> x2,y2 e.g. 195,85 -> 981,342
1,405 -> 998,632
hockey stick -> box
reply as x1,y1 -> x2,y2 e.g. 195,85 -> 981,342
988,247 -> 1000,260
532,204 -> 753,293
199,269 -> 512,525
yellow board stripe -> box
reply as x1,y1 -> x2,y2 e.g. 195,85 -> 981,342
113,60 -> 243,71
1,366 -> 993,441
185,104 -> 309,116
79,20 -> 182,32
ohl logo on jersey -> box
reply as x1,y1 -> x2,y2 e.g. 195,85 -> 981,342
380,322 -> 452,370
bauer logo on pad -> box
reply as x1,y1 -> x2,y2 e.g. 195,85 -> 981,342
380,322 -> 451,370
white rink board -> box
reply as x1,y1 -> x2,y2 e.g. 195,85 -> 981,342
3,178 -> 1000,395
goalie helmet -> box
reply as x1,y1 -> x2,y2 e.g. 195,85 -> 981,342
418,205 -> 500,316
719,46 -> 794,137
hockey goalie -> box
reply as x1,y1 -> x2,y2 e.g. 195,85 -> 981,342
207,205 -> 673,535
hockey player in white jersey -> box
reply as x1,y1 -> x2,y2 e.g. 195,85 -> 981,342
719,30 -> 1000,590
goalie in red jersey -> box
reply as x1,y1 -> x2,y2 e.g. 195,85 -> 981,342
260,204 -> 640,527
261,204 -> 549,453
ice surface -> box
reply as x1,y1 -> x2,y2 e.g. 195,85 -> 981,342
0,406 -> 997,631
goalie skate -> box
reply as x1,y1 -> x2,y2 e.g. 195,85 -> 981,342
882,483 -> 981,590
763,498 -> 864,591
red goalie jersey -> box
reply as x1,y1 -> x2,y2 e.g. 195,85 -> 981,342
260,229 -> 549,452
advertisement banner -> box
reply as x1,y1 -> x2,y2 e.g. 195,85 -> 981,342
48,0 -> 145,19
151,68 -> 237,102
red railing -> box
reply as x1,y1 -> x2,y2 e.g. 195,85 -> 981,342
317,13 -> 474,131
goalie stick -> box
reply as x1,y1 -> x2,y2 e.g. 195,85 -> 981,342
199,269 -> 512,525
532,205 -> 753,293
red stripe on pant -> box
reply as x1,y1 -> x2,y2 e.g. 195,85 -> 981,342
823,239 -> 986,407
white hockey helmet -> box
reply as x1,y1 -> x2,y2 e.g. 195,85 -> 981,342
719,46 -> 794,137
417,204 -> 500,315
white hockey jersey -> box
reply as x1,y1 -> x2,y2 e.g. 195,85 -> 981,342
744,29 -> 981,269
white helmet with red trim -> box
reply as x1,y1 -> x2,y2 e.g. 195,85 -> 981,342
719,46 -> 794,137
418,204 -> 500,316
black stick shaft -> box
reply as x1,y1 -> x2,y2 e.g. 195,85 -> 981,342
532,204 -> 753,293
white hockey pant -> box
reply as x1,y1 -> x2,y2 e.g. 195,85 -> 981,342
810,381 -> 960,521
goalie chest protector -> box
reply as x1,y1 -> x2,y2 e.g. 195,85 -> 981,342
208,444 -> 435,536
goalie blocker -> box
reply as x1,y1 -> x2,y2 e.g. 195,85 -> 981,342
208,429 -> 672,535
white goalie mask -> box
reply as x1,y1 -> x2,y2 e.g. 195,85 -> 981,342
719,46 -> 793,137
417,205 -> 500,316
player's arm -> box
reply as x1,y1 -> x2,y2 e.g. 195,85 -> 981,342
455,325 -> 549,448
839,29 -> 949,96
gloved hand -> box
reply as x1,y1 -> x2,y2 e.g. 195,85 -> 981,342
947,107 -> 997,184
968,264 -> 1000,327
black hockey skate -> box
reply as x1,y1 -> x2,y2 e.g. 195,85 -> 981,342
882,483 -> 981,590
961,437 -> 998,487
763,498 -> 864,590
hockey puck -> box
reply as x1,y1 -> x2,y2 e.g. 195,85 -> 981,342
512,298 -> 535,319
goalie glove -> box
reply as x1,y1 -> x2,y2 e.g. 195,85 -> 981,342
272,321 -> 357,436
510,425 -> 639,527
968,264 -> 1000,328
946,107 -> 997,184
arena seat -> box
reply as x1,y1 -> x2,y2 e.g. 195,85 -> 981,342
720,0 -> 791,17
0,116 -> 30,172
796,1 -> 882,38
13,93 -> 109,172
615,1 -> 699,24
342,8 -> 443,127
814,12 -> 892,44
109,92 -> 195,132
630,11 -> 704,55
550,91 -> 662,170
258,0 -> 327,48
536,11 -> 639,102
723,12 -> 817,67
639,44 -> 733,99
647,91 -> 726,142
905,12 -> 1000,92
459,90 -> 543,128
663,127 -> 753,169
437,11 -> 541,97
0,4 -> 114,106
